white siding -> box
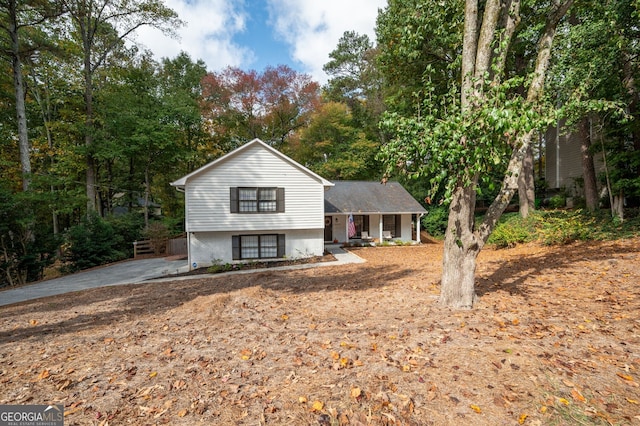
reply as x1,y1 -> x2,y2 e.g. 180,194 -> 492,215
545,123 -> 605,195
189,229 -> 324,267
184,143 -> 325,232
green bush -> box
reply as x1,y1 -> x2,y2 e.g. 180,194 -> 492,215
487,213 -> 535,248
63,212 -> 126,272
106,213 -> 144,257
0,186 -> 58,287
536,210 -> 595,245
486,209 -> 640,247
422,206 -> 449,237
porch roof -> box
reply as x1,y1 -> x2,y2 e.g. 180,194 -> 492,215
324,181 -> 427,215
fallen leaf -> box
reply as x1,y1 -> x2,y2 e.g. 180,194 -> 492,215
518,413 -> 528,424
351,387 -> 362,398
557,397 -> 569,406
470,404 -> 482,413
37,370 -> 50,380
177,409 -> 187,417
29,319 -> 38,326
298,396 -> 307,403
311,400 -> 324,412
617,372 -> 634,382
571,388 -> 586,403
149,371 -> 158,378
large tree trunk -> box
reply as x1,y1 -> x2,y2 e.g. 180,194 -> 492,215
578,117 -> 598,210
441,186 -> 479,308
441,0 -> 498,308
84,43 -> 98,213
440,0 -> 573,309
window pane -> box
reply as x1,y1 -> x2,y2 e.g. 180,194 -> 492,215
239,188 -> 257,212
260,234 -> 278,258
259,188 -> 276,212
239,200 -> 257,212
241,235 -> 259,258
383,215 -> 396,234
239,188 -> 256,200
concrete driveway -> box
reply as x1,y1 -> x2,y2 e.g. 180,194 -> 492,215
0,257 -> 189,307
0,245 -> 365,308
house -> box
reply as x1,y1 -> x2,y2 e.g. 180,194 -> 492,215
324,181 -> 427,243
171,139 -> 334,269
171,139 -> 427,270
545,119 -> 604,197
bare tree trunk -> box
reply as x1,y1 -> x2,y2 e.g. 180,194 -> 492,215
518,144 -> 535,217
7,0 -> 31,191
578,117 -> 598,210
441,186 -> 479,308
144,166 -> 151,229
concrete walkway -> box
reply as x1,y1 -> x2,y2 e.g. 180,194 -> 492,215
0,245 -> 364,307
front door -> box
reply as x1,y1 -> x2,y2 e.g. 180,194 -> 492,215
324,216 -> 333,242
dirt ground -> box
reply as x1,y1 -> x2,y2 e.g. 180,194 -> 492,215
1,238 -> 639,426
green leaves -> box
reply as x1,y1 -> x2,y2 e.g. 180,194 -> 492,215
379,75 -> 547,205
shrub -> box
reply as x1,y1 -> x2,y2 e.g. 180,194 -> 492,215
143,221 -> 171,255
486,209 -> 640,248
536,210 -> 596,245
63,212 -> 126,272
106,213 -> 144,257
422,206 -> 449,237
488,213 -> 536,248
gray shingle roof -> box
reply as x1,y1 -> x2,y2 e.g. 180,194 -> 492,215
324,181 -> 427,214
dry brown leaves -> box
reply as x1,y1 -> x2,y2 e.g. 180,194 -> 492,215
1,237 -> 639,425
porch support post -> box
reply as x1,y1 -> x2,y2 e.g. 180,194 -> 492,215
378,215 -> 383,242
345,213 -> 350,241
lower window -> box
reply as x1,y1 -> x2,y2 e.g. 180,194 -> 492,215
233,234 -> 284,260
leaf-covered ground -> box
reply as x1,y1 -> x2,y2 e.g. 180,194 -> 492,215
1,238 -> 639,425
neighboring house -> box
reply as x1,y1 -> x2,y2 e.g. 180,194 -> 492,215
171,139 -> 428,270
324,181 -> 427,243
171,139 -> 334,269
545,120 -> 604,196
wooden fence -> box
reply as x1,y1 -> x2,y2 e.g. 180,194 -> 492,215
133,236 -> 187,259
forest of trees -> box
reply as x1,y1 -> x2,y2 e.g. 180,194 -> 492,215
1,0 -> 638,298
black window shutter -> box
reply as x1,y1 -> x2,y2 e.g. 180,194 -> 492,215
276,188 -> 285,212
230,187 -> 238,213
395,215 -> 402,238
277,234 -> 285,257
232,235 -> 240,260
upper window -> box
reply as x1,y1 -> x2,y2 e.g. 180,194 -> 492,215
231,187 -> 284,213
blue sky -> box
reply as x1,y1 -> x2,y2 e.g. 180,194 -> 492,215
133,0 -> 387,84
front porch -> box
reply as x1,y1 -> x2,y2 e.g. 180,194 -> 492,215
323,213 -> 423,245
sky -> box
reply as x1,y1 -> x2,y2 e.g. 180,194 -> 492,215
133,0 -> 387,85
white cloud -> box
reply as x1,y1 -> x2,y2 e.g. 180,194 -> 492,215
132,0 -> 253,70
267,0 -> 387,83
132,0 -> 387,84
